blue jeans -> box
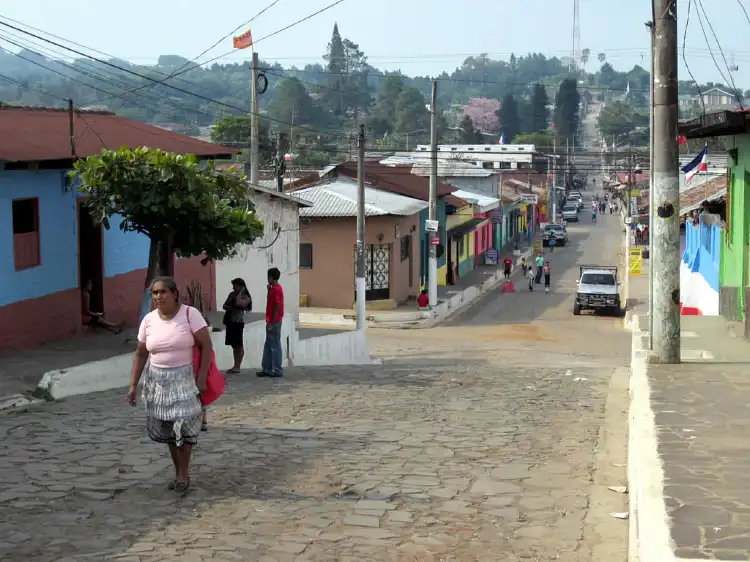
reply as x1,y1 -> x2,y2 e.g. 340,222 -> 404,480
262,321 -> 283,375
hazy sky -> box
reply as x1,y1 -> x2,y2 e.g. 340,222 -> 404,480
1,0 -> 749,88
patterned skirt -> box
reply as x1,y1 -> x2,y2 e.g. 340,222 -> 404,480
142,363 -> 203,447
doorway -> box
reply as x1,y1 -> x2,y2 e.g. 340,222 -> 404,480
77,201 -> 104,313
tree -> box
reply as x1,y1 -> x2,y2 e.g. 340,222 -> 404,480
513,131 -> 555,151
528,83 -> 549,133
580,48 -> 590,74
462,98 -> 500,133
210,116 -> 273,163
597,100 -> 636,140
458,115 -> 483,143
322,24 -> 346,114
497,93 -> 521,142
394,86 -> 429,134
73,147 -> 264,285
267,77 -> 321,129
553,78 -> 580,144
340,38 -> 372,117
368,74 -> 404,136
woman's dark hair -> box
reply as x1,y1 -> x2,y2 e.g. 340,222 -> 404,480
151,276 -> 179,302
231,277 -> 247,288
268,267 -> 281,281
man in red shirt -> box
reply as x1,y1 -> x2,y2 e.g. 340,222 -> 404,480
258,267 -> 285,378
503,256 -> 513,280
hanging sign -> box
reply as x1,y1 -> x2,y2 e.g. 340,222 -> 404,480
233,29 -> 253,50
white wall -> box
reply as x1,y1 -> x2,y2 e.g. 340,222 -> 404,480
215,192 -> 301,325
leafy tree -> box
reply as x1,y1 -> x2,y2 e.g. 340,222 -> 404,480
341,38 -> 372,117
497,93 -> 521,142
73,147 -> 264,297
368,74 -> 404,136
394,86 -> 429,134
527,83 -> 549,133
462,98 -> 500,132
457,115 -> 483,143
597,100 -> 636,140
553,78 -> 580,144
513,131 -> 555,151
210,116 -> 274,163
267,77 -> 322,129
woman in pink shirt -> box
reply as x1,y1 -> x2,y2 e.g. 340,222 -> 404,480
127,276 -> 213,493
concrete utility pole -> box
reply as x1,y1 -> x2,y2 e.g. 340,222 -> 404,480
428,80 -> 439,307
652,0 -> 681,363
647,19 -> 655,350
250,51 -> 260,185
275,132 -> 287,193
552,136 -> 557,223
355,124 -> 367,331
624,143 -> 632,307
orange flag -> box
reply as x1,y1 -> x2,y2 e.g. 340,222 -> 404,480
233,29 -> 253,50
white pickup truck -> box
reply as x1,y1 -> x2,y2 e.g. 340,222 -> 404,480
573,266 -> 621,316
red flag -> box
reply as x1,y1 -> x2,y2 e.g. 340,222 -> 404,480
677,135 -> 687,145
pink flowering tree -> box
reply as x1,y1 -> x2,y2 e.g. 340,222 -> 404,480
462,98 -> 500,133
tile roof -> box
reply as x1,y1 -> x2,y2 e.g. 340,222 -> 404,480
0,106 -> 237,163
680,175 -> 727,215
295,179 -> 429,218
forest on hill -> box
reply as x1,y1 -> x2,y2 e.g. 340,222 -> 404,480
0,23 -> 741,166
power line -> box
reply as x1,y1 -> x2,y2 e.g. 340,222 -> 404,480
158,0 -> 348,80
0,71 -> 68,101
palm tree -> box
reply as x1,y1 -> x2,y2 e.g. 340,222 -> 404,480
596,53 -> 607,95
580,48 -> 590,75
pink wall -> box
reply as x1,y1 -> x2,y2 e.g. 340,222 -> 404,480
474,220 -> 492,256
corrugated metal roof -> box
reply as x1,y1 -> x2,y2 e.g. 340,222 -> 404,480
451,189 -> 501,212
296,179 -> 428,218
379,156 -> 493,178
0,106 -> 237,162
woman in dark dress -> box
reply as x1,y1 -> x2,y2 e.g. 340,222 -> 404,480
223,278 -> 251,374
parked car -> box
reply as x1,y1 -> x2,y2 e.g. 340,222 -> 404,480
543,224 -> 568,246
562,204 -> 578,222
573,266 -> 621,316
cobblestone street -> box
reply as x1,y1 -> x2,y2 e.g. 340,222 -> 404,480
1,212 -> 631,561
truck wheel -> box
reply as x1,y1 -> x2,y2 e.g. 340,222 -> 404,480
573,302 -> 581,315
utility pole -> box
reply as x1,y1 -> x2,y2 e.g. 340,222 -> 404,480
355,124 -> 366,331
274,132 -> 287,192
624,143 -> 632,308
647,19 -> 655,350
428,80 -> 439,307
67,99 -> 77,158
552,136 -> 557,222
652,0 -> 680,363
250,51 -> 260,185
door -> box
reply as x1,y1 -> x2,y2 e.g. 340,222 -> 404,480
77,201 -> 104,313
365,243 -> 390,300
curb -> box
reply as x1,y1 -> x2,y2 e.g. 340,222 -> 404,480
300,250 -> 533,330
627,314 -> 674,562
0,393 -> 45,413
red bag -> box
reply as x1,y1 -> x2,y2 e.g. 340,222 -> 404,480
187,307 -> 225,406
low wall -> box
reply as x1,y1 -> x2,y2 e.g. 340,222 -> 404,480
37,320 -> 373,400
680,223 -> 721,316
626,314 -> 674,562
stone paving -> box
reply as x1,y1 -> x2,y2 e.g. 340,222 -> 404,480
649,316 -> 750,560
0,202 -> 630,561
0,356 -> 615,562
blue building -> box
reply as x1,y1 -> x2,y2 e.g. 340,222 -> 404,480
0,106 -> 235,350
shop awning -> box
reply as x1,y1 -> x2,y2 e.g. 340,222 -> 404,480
447,217 -> 486,238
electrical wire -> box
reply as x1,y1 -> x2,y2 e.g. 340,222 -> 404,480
694,0 -> 743,108
163,0 -> 348,80
737,0 -> 750,24
0,71 -> 68,102
681,0 -> 706,116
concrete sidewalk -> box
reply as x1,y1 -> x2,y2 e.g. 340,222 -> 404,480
300,241 -> 536,329
628,298 -> 750,557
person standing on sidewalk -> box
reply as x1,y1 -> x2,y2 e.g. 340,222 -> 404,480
534,254 -> 544,284
543,261 -> 552,293
258,268 -> 284,378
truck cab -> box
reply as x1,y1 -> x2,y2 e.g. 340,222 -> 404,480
573,266 -> 621,316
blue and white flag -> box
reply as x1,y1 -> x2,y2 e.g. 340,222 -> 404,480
681,146 -> 708,184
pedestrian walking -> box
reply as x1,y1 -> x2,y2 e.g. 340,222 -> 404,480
544,261 -> 552,293
527,265 -> 535,291
503,256 -> 513,280
128,276 -> 212,493
258,267 -> 284,378
222,278 -> 251,374
534,254 -> 544,284
520,256 -> 528,276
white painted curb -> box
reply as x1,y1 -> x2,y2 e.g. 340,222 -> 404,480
627,313 -> 675,562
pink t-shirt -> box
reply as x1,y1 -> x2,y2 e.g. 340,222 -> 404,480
137,305 -> 207,369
